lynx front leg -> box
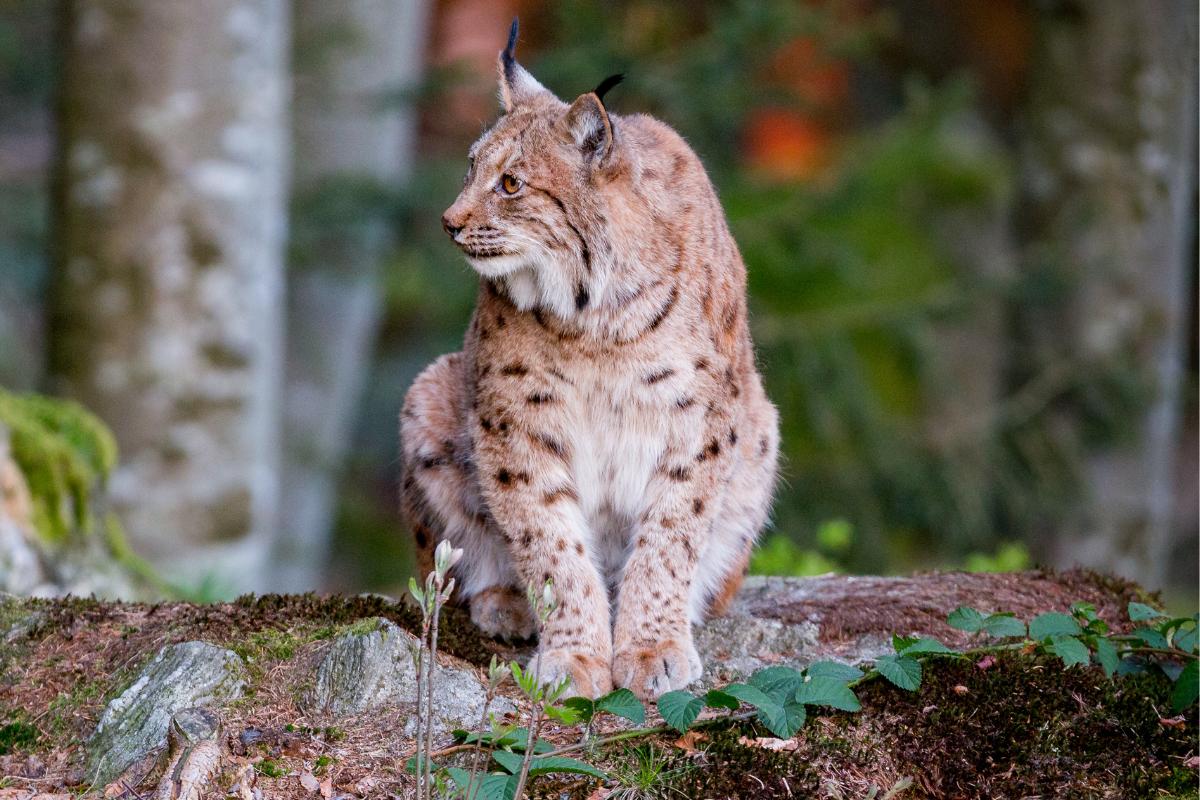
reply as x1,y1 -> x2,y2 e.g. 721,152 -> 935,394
612,431 -> 729,700
474,376 -> 613,697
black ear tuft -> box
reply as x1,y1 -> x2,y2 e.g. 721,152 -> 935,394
502,18 -> 520,82
593,73 -> 624,104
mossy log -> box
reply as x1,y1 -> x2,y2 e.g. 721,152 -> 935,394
0,570 -> 1194,799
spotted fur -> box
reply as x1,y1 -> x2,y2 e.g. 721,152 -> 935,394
400,21 -> 779,700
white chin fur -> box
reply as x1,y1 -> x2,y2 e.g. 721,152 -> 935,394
466,252 -> 528,278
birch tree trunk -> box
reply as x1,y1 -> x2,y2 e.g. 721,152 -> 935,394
49,0 -> 289,594
270,0 -> 430,591
1020,0 -> 1197,590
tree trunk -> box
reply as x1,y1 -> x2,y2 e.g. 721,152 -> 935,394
49,0 -> 290,594
270,0 -> 430,591
1020,0 -> 1197,590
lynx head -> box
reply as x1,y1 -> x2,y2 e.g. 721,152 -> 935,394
441,18 -> 627,319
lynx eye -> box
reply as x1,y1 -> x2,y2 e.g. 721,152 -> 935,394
498,173 -> 523,195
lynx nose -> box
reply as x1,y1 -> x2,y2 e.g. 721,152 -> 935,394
441,214 -> 463,239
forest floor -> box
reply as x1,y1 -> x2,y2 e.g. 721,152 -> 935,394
0,569 -> 1196,799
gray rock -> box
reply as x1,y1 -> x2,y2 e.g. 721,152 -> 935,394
694,576 -> 891,686
305,617 -> 512,735
86,641 -> 246,786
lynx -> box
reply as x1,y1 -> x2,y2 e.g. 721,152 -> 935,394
400,20 -> 779,700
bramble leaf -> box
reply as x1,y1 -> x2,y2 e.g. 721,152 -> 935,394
1048,635 -> 1089,668
657,690 -> 704,733
947,606 -> 985,632
1029,612 -> 1081,640
1128,602 -> 1166,622
595,688 -> 645,724
898,636 -> 956,656
723,682 -> 795,737
749,665 -> 806,700
491,750 -> 524,775
804,661 -> 865,682
1170,660 -> 1198,713
1173,621 -> 1198,654
1132,627 -> 1168,649
982,614 -> 1027,639
795,676 -> 861,711
1093,636 -> 1119,678
874,654 -> 922,691
526,756 -> 609,780
703,689 -> 742,711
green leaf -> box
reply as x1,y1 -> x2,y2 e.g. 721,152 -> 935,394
982,614 -> 1027,639
1029,612 -> 1082,640
561,697 -> 595,724
1070,601 -> 1097,621
446,770 -> 515,800
947,606 -> 986,632
1173,622 -> 1197,654
657,690 -> 704,733
898,636 -> 956,656
874,655 -> 922,691
703,689 -> 742,711
748,665 -> 806,701
527,756 -> 609,780
1048,635 -> 1090,668
544,703 -> 583,725
1132,627 -> 1168,649
595,688 -> 645,724
1093,636 -> 1119,678
1128,601 -> 1166,622
1170,660 -> 1198,713
1116,657 -> 1146,676
781,698 -> 807,735
892,634 -> 918,653
723,683 -> 794,738
795,676 -> 861,711
804,661 -> 865,682
491,750 -> 524,775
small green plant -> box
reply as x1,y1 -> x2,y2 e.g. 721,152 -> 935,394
607,744 -> 690,800
409,540 -> 462,800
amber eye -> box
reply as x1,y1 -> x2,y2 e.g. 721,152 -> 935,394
499,173 -> 523,195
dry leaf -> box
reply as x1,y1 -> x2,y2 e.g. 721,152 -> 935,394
976,655 -> 997,671
299,771 -> 321,793
1157,715 -> 1186,729
737,735 -> 797,752
673,730 -> 708,753
952,684 -> 969,695
319,775 -> 332,799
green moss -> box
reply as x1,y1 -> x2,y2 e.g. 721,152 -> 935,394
0,388 -> 117,544
0,720 -> 38,754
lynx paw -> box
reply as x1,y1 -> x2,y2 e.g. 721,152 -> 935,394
535,648 -> 613,699
612,636 -> 702,701
470,586 -> 536,641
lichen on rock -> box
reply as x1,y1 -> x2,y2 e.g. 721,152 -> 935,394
305,616 -> 512,735
85,641 -> 246,786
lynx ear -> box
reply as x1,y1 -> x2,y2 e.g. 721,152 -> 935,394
498,18 -> 548,112
566,92 -> 614,162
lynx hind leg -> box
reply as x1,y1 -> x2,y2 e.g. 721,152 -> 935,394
400,353 -> 533,638
691,403 -> 780,623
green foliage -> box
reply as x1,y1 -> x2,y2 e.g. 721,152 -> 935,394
656,691 -> 705,734
0,720 -> 37,754
0,388 -> 118,543
1028,612 -> 1082,640
963,542 -> 1031,573
436,597 -> 1196,797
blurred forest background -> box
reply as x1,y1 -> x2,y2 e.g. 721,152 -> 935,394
0,0 -> 1195,608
